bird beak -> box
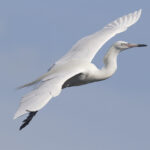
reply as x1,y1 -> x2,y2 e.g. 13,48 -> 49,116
127,43 -> 147,48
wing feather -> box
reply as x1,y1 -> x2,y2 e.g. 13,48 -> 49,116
14,78 -> 60,119
14,66 -> 84,119
56,9 -> 142,64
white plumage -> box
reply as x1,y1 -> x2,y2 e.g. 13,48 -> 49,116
14,9 -> 146,130
56,9 -> 141,64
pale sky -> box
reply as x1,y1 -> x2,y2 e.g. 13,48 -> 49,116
0,0 -> 150,150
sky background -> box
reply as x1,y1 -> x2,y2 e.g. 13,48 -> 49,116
0,0 -> 150,150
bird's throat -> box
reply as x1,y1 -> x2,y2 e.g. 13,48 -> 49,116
99,47 -> 119,80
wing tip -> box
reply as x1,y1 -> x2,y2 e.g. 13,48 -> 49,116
13,109 -> 28,120
136,8 -> 142,19
131,9 -> 142,26
106,9 -> 143,29
126,9 -> 142,24
138,9 -> 142,14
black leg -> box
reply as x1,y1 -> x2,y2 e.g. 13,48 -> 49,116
19,111 -> 38,130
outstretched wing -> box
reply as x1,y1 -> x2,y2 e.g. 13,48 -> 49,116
56,9 -> 142,64
14,69 -> 83,119
14,77 -> 64,119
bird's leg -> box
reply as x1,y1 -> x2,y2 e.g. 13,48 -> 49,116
19,111 -> 38,130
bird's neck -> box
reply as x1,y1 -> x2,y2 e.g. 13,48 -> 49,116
94,46 -> 120,81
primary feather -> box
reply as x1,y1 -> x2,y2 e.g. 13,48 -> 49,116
56,9 -> 142,64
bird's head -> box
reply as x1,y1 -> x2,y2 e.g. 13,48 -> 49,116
114,41 -> 147,51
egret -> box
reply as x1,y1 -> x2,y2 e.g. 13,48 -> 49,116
14,9 -> 147,130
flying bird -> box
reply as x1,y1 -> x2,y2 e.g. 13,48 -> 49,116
14,9 -> 147,130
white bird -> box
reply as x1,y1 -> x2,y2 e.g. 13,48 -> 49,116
14,9 -> 147,130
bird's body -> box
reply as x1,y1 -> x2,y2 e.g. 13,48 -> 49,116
14,9 -> 147,130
